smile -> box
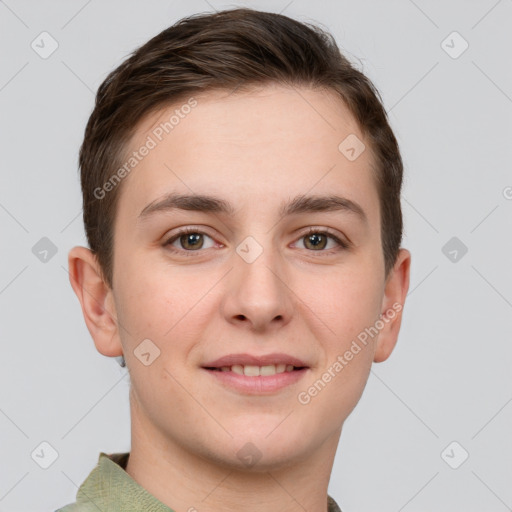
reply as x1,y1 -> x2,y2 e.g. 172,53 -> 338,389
207,364 -> 301,376
202,366 -> 309,394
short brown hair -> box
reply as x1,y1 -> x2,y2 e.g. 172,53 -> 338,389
80,7 -> 403,287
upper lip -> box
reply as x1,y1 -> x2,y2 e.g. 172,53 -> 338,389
202,353 -> 309,368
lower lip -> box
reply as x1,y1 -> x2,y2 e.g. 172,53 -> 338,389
203,368 -> 309,394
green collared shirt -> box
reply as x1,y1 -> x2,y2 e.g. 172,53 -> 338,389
56,452 -> 343,512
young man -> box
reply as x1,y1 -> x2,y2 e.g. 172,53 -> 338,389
58,7 -> 410,512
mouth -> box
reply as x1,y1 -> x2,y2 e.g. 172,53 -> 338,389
201,353 -> 310,394
203,364 -> 307,376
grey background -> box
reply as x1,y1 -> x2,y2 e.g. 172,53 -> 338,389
1,0 -> 511,511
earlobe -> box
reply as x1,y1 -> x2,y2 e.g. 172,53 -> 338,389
373,248 -> 411,363
67,246 -> 123,358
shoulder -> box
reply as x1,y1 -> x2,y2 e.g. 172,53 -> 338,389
328,494 -> 343,512
55,452 -> 130,512
55,502 -> 99,512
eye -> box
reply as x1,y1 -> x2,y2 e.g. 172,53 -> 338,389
163,226 -> 349,256
164,228 -> 216,253
294,228 -> 349,252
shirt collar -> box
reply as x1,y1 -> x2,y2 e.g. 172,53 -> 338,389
71,452 -> 342,512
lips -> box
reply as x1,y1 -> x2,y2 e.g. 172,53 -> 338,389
202,353 -> 310,394
202,352 -> 309,369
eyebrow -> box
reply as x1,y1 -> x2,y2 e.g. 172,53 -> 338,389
138,192 -> 368,224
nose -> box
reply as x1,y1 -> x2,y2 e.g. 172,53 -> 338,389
220,241 -> 294,333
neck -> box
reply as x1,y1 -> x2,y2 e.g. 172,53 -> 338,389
125,392 -> 342,512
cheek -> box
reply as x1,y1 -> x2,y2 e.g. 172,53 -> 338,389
113,257 -> 220,356
113,263 -> 188,341
298,273 -> 379,414
298,265 -> 383,340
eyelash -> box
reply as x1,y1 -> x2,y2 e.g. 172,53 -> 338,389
295,228 -> 350,254
163,226 -> 349,257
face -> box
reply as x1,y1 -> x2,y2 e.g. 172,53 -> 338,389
94,84 -> 408,470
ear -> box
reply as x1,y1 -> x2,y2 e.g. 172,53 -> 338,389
373,248 -> 411,363
67,246 -> 123,358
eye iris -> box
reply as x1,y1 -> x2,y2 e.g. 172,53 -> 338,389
305,233 -> 327,250
181,233 -> 203,250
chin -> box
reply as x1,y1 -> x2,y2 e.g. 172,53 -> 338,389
212,442 -> 309,474
231,433 -> 311,471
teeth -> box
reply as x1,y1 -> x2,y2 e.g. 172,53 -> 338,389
260,365 -> 279,376
244,365 -> 260,377
226,364 -> 293,376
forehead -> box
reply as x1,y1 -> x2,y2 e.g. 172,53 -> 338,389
116,84 -> 379,226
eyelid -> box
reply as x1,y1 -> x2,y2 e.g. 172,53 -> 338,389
163,226 -> 219,253
163,226 -> 350,255
294,226 -> 350,251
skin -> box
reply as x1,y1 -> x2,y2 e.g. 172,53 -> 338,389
69,83 -> 411,512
